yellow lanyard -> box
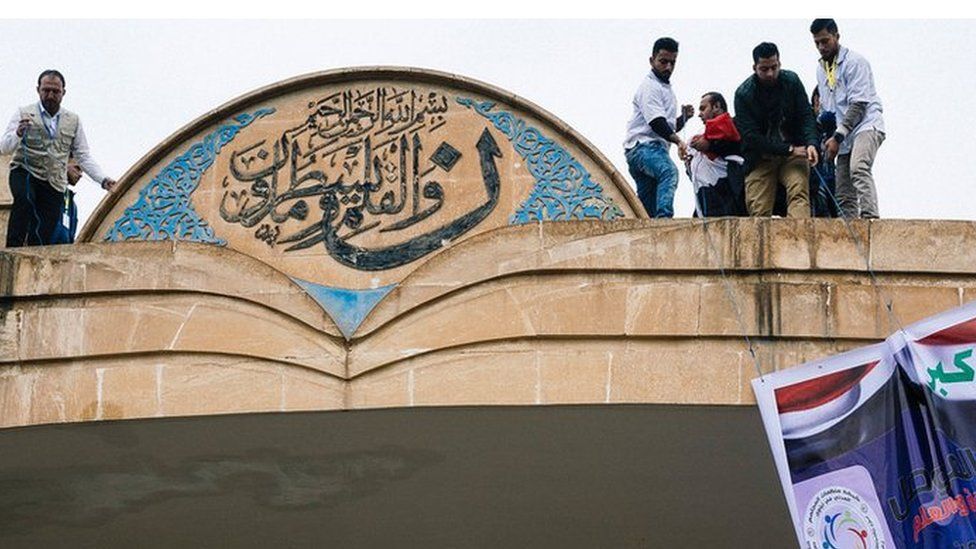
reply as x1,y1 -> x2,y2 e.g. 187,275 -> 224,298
821,58 -> 839,90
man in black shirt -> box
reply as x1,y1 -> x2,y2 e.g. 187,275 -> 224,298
733,43 -> 819,217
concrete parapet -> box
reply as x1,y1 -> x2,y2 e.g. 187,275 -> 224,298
2,217 -> 975,428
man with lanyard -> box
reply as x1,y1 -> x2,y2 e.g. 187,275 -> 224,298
733,42 -> 819,218
810,18 -> 885,219
0,69 -> 117,247
623,37 -> 694,218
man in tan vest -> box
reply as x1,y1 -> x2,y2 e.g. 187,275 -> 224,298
0,69 -> 117,247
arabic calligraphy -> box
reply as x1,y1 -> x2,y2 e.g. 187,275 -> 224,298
456,97 -> 624,224
913,491 -> 976,542
219,86 -> 502,271
105,108 -> 276,243
927,349 -> 975,397
888,447 -> 976,521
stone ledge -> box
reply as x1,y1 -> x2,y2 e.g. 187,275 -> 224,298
1,217 -> 974,429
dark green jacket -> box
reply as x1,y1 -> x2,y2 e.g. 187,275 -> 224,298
733,70 -> 818,173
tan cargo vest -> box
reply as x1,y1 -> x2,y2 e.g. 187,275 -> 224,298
11,104 -> 79,192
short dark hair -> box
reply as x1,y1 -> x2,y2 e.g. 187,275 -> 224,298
703,92 -> 727,112
37,69 -> 65,88
652,37 -> 679,57
752,42 -> 779,64
810,19 -> 838,34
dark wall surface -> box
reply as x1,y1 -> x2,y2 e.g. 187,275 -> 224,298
0,405 -> 795,548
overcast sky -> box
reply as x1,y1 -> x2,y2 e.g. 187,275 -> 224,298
1,19 -> 973,225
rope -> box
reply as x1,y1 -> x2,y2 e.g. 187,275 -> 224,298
683,154 -> 903,385
812,165 -> 905,332
682,108 -> 766,381
691,191 -> 766,381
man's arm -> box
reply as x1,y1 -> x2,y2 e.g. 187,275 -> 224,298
689,135 -> 741,156
835,102 -> 867,140
0,110 -> 25,155
649,117 -> 688,159
70,119 -> 112,189
67,162 -> 82,186
708,139 -> 741,156
834,56 -> 875,141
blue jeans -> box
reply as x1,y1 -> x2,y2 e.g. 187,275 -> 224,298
625,141 -> 678,218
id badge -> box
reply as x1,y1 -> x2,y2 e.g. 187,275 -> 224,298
62,191 -> 71,228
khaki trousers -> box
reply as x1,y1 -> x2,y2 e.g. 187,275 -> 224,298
836,130 -> 885,219
745,155 -> 811,218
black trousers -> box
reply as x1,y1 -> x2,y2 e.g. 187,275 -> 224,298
695,165 -> 749,218
5,167 -> 71,247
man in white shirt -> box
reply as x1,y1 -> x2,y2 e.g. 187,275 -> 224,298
0,69 -> 117,247
810,19 -> 885,218
623,37 -> 694,218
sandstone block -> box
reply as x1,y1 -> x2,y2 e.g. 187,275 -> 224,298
830,283 -> 882,339
160,360 -> 281,416
610,341 -> 743,405
871,220 -> 976,273
538,348 -> 612,404
281,370 -> 345,411
411,350 -> 537,406
99,363 -> 160,420
348,370 -> 411,409
698,280 -> 759,337
881,285 -> 962,333
625,282 -> 700,336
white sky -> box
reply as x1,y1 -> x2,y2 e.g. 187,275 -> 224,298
1,17 -> 974,225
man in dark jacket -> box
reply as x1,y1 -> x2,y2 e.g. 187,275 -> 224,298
734,42 -> 819,217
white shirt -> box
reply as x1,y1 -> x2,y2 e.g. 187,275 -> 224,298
687,149 -> 744,217
816,46 -> 885,155
0,102 -> 108,184
623,70 -> 677,151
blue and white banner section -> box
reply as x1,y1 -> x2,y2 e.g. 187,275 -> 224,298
754,300 -> 976,548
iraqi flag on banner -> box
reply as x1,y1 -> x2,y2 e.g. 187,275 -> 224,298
899,308 -> 976,401
754,300 -> 976,548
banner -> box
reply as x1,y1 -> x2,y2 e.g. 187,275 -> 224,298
754,300 -> 976,548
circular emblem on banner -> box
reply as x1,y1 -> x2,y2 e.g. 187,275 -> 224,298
804,486 -> 886,549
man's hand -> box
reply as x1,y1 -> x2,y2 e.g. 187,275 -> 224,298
677,140 -> 690,161
681,104 -> 695,121
67,164 -> 82,186
15,118 -> 31,137
806,145 -> 819,167
689,135 -> 710,152
101,177 -> 118,192
823,137 -> 840,162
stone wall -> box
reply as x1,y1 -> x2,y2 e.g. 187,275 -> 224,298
2,217 -> 975,429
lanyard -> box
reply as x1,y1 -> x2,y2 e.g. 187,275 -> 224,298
821,58 -> 839,90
